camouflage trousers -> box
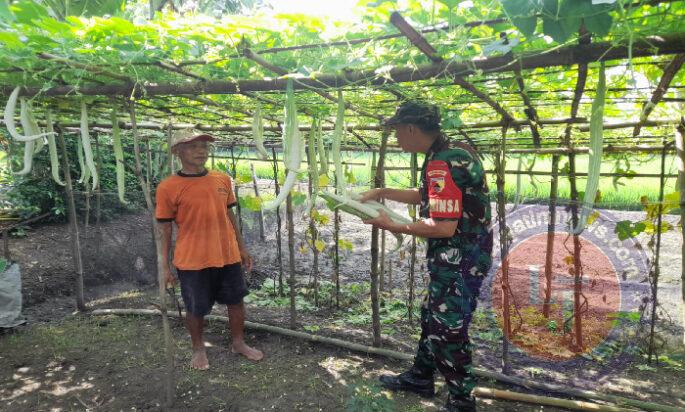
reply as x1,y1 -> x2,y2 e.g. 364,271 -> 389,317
412,264 -> 484,398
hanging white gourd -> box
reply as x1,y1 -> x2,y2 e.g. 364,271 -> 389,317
262,78 -> 303,211
111,107 -> 127,204
3,86 -> 55,142
573,61 -> 606,235
317,119 -> 328,176
305,116 -> 320,213
45,109 -> 65,186
80,101 -> 99,191
14,98 -> 36,176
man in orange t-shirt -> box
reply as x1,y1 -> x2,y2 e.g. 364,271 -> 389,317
156,130 -> 263,370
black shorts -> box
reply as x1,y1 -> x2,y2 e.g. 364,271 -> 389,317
177,263 -> 249,317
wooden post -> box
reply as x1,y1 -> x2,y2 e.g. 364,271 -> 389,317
333,179 -> 341,308
250,163 -> 266,242
676,123 -> 685,346
370,130 -> 390,347
495,125 -> 511,372
271,147 -> 284,296
387,259 -> 393,297
56,128 -> 86,312
542,155 -> 559,318
408,152 -> 418,323
568,143 -> 584,351
286,193 -> 297,329
380,231 -> 386,292
94,133 -> 103,256
648,143 -> 668,362
128,103 -> 175,407
230,146 -> 243,233
305,149 -> 320,306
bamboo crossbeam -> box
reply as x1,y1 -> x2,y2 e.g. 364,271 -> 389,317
632,54 -> 685,137
390,12 -> 442,62
14,33 -> 685,97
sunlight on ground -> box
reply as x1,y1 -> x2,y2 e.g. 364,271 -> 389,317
86,290 -> 143,307
319,356 -> 363,386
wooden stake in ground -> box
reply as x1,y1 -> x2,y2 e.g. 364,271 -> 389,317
286,193 -> 297,329
333,174 -> 341,308
542,155 -> 559,318
271,147 -> 284,296
305,149 -> 320,306
94,133 -> 103,256
370,130 -> 390,347
230,146 -> 243,233
56,128 -> 86,312
648,142 -> 668,362
128,103 -> 175,407
495,125 -> 511,372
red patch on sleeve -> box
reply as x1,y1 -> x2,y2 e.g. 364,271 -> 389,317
426,160 -> 462,219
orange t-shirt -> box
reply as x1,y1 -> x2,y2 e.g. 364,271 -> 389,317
155,170 -> 241,270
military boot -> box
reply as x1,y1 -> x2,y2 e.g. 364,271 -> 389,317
439,394 -> 476,412
378,366 -> 435,398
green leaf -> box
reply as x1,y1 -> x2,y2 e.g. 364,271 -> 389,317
318,173 -> 329,187
615,220 -> 646,241
292,191 -> 307,207
11,1 -> 49,25
0,258 -> 7,273
584,12 -> 612,37
314,239 -> 326,252
502,0 -> 542,17
542,16 -> 580,43
0,0 -> 15,22
511,16 -> 538,37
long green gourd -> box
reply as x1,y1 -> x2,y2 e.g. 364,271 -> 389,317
80,101 -> 99,191
45,109 -> 65,186
573,61 -> 606,234
253,102 -> 269,160
76,134 -> 89,185
262,78 -> 302,211
111,107 -> 127,204
316,119 -> 327,176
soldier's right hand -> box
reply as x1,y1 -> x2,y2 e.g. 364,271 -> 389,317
163,267 -> 177,287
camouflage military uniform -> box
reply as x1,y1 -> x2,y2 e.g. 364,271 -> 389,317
412,137 -> 493,398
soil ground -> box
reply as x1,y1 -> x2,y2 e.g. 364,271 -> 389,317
1,203 -> 685,411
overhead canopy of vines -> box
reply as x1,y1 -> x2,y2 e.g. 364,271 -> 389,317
0,0 -> 684,150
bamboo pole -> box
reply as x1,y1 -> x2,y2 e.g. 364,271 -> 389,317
648,143 -> 668,362
94,132 -> 103,256
56,128 -> 86,312
271,147 -> 285,296
568,135 -> 584,351
250,163 -> 265,242
333,173 -> 341,308
229,146 -> 243,233
286,193 -> 297,329
93,308 -> 685,412
166,123 -> 174,175
408,152 -> 418,323
676,124 -> 685,346
127,103 -> 175,407
472,388 -> 636,412
305,149 -> 319,306
542,155 -> 559,318
495,125 -> 511,372
370,131 -> 390,347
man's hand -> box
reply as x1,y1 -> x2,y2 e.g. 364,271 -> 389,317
163,267 -> 177,287
240,248 -> 253,273
358,188 -> 384,203
363,210 -> 396,231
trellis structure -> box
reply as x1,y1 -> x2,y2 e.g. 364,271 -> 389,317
1,0 -> 685,408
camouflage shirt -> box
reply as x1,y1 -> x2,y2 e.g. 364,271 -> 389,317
419,137 -> 493,276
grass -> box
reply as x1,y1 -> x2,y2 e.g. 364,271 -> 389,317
215,148 -> 677,211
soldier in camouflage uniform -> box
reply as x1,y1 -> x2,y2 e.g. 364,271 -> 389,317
360,101 -> 492,412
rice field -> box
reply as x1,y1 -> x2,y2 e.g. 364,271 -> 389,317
217,149 -> 678,211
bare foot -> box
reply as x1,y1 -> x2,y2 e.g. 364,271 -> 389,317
191,348 -> 209,370
231,342 -> 263,361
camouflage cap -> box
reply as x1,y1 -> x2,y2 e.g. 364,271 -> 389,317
384,101 -> 441,130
